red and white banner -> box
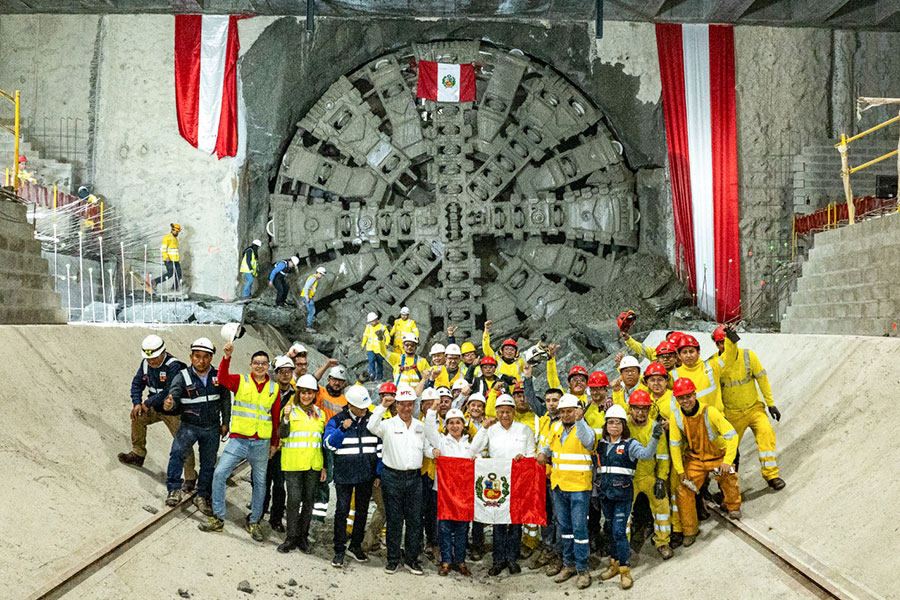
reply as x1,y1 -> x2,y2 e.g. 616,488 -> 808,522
175,15 -> 243,158
656,23 -> 741,322
436,456 -> 546,525
416,61 -> 476,103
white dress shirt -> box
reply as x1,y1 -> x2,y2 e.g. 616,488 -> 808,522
368,404 -> 427,470
424,409 -> 474,490
470,420 -> 535,460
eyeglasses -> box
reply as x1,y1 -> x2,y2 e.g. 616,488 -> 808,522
252,360 -> 270,366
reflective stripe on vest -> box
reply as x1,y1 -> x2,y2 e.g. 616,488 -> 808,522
143,356 -> 177,394
722,349 -> 767,389
334,435 -> 380,455
282,406 -> 325,471
178,368 -> 221,405
549,422 -> 593,490
702,407 -> 737,442
229,375 -> 277,438
599,466 -> 636,476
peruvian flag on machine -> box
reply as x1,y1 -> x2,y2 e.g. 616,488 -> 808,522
416,61 -> 476,103
174,15 -> 246,158
436,457 -> 546,525
656,24 -> 741,322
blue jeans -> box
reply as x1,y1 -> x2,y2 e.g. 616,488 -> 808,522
166,422 -> 220,496
211,437 -> 270,522
553,488 -> 591,573
366,351 -> 383,380
242,272 -> 254,298
491,524 -> 522,566
601,497 -> 634,566
305,299 -> 315,326
439,520 -> 468,564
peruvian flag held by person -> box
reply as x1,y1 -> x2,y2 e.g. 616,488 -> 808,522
416,60 -> 476,103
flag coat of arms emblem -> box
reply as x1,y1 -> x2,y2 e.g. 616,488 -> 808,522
416,60 -> 476,103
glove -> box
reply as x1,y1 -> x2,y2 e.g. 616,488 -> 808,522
652,421 -> 665,438
653,478 -> 666,500
375,329 -> 384,341
768,406 -> 781,421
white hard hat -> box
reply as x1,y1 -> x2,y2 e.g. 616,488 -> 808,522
288,343 -> 307,356
296,373 -> 319,391
290,256 -> 300,266
444,344 -> 461,356
467,392 -> 486,404
345,385 -> 371,409
605,404 -> 628,421
316,266 -> 326,275
436,386 -> 452,398
445,408 -> 466,421
220,322 -> 240,342
366,311 -> 378,323
141,334 -> 165,359
274,355 -> 294,370
400,306 -> 410,315
618,356 -> 641,371
252,239 -> 262,247
396,384 -> 417,402
495,394 -> 515,408
327,365 -> 347,380
558,394 -> 581,410
190,337 -> 216,355
451,379 -> 468,391
401,332 -> 419,344
430,343 -> 446,356
422,387 -> 440,401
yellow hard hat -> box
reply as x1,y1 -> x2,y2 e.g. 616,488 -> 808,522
171,223 -> 182,232
460,341 -> 476,354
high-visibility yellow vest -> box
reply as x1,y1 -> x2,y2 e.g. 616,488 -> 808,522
161,233 -> 179,262
548,421 -> 593,492
300,274 -> 318,299
361,323 -> 389,354
281,405 -> 325,471
229,375 -> 278,439
389,317 -> 418,352
239,247 -> 258,276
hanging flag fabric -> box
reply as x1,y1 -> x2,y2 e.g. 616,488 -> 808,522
416,60 -> 476,103
656,23 -> 741,322
436,456 -> 546,525
174,15 -> 243,159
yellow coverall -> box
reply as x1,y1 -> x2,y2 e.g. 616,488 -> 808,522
482,331 -> 524,380
389,317 -> 418,353
160,233 -> 179,262
719,338 -> 779,481
630,417 -> 671,547
672,359 -> 723,413
669,403 -> 740,536
651,389 -> 682,534
361,322 -> 389,354
545,358 -> 587,403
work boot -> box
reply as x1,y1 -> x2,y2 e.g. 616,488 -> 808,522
270,520 -> 285,533
599,558 -> 619,581
545,555 -> 563,577
244,518 -> 264,542
507,562 -> 522,575
331,553 -> 345,568
193,495 -> 213,516
182,479 -> 196,493
576,572 -> 592,589
165,490 -> 183,507
488,562 -> 507,576
670,532 -> 684,548
348,546 -> 368,563
457,562 -> 471,576
277,540 -> 298,553
439,563 -> 451,576
767,477 -> 786,491
683,534 -> 697,547
619,565 -> 633,590
519,545 -> 534,559
528,548 -> 550,570
657,544 -> 674,560
728,509 -> 742,520
198,516 -> 224,532
469,545 -> 484,562
117,452 -> 145,467
553,566 -> 576,583
298,539 -> 312,554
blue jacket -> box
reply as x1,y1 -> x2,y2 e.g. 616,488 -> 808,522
269,260 -> 294,282
166,365 -> 231,429
324,407 -> 380,485
130,354 -> 185,409
594,436 -> 659,501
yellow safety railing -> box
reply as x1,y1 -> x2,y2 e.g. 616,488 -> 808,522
0,88 -> 21,191
834,107 -> 900,225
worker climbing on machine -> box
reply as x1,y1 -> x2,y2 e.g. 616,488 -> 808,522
361,312 -> 389,382
269,256 -> 299,308
482,320 -> 524,381
389,306 -> 418,353
239,239 -> 262,299
118,335 -> 197,493
300,266 -> 327,332
713,324 -> 786,491
148,223 -> 182,294
668,377 -> 741,547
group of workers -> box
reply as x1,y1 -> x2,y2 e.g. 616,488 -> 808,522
118,309 -> 784,590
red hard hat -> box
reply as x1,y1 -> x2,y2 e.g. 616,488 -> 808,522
18,155 -> 27,163
712,325 -> 726,342
676,334 -> 700,350
512,380 -> 524,393
568,365 -> 588,380
617,310 -> 634,328
587,371 -> 609,388
480,355 -> 498,366
379,382 -> 397,394
628,389 -> 653,407
501,338 -> 517,349
667,331 -> 683,343
643,362 -> 667,379
655,341 -> 677,356
672,378 -> 697,396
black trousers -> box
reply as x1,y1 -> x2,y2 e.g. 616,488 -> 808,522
421,474 -> 438,546
334,479 -> 375,554
262,450 -> 286,525
285,470 -> 319,544
273,274 -> 288,306
153,261 -> 182,288
382,467 -> 423,565
492,524 -> 523,566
